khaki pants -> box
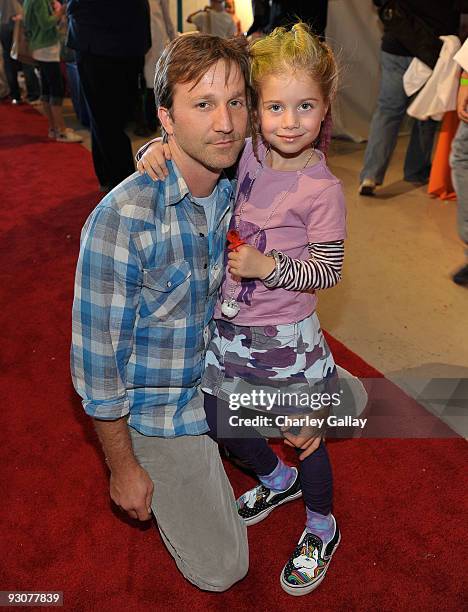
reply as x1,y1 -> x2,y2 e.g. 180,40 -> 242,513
129,428 -> 249,591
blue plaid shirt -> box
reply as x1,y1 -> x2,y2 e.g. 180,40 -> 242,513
71,163 -> 234,437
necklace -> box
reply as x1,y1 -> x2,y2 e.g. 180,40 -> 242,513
220,148 -> 316,319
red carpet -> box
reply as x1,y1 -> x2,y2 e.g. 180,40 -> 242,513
1,103 -> 467,611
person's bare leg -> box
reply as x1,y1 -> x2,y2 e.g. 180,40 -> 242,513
50,103 -> 66,133
42,101 -> 55,131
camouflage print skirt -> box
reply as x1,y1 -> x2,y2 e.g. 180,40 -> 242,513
201,312 -> 339,414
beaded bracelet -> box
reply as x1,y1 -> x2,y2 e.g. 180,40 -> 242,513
263,249 -> 282,287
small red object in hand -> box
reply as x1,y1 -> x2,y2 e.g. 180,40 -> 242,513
226,229 -> 245,251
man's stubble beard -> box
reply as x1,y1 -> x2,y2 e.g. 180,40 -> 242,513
173,129 -> 245,173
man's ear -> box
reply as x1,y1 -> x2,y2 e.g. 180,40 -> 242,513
158,107 -> 174,136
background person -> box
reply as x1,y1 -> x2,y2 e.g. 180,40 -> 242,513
23,0 -> 82,141
0,0 -> 41,103
450,38 -> 468,285
20,0 -> 41,103
267,0 -> 328,38
1,0 -> 24,103
0,38 -> 8,98
66,0 -> 151,189
140,0 -> 176,134
246,0 -> 269,37
359,0 -> 461,196
187,0 -> 236,38
225,0 -> 243,36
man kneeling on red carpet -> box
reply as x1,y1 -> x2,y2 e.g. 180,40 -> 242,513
71,33 -> 250,591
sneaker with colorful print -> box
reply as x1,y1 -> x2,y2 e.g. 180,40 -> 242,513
280,516 -> 341,596
237,467 -> 302,526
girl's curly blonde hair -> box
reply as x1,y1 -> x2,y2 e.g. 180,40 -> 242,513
250,22 -> 338,155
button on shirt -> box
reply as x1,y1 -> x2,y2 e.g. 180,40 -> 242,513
71,162 -> 233,437
191,184 -> 218,255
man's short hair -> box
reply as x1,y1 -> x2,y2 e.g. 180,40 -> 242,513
154,33 -> 252,133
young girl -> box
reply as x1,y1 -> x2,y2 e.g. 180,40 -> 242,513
139,23 -> 345,596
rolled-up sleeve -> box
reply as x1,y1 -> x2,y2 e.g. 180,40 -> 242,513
71,205 -> 141,420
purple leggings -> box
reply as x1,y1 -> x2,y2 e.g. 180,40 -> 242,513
204,393 -> 333,516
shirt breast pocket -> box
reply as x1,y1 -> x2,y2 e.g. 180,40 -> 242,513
140,260 -> 192,324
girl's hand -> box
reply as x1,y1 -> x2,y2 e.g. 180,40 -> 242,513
227,245 -> 275,279
136,140 -> 172,181
281,406 -> 328,460
283,432 -> 323,460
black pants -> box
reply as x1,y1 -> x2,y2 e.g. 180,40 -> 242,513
269,0 -> 328,38
1,22 -> 20,99
36,61 -> 64,104
76,52 -> 143,189
144,87 -> 158,131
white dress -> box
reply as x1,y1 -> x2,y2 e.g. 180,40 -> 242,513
144,0 -> 176,87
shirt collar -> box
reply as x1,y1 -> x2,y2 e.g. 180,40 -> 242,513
164,160 -> 233,207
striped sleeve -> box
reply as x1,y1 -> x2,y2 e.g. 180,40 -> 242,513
263,240 -> 344,291
135,138 -> 161,162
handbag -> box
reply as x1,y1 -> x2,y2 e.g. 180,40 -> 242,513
378,1 -> 442,68
10,19 -> 34,65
